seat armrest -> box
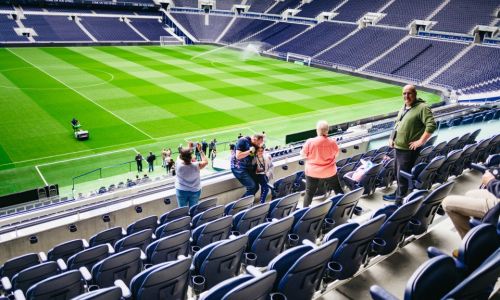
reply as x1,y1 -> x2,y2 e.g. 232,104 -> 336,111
56,258 -> 68,271
1,276 -> 12,291
469,217 -> 482,228
106,243 -> 115,254
140,250 -> 147,261
82,239 -> 89,248
302,239 -> 316,248
342,175 -> 357,185
38,252 -> 48,262
369,285 -> 399,300
79,267 -> 92,281
399,170 -> 412,180
13,289 -> 26,300
427,246 -> 446,258
114,279 -> 132,298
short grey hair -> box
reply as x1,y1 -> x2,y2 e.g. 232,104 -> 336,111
316,120 -> 329,136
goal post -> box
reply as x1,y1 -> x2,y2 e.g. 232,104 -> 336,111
286,52 -> 312,66
160,35 -> 184,46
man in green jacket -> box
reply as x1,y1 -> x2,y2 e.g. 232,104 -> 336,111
383,85 -> 437,205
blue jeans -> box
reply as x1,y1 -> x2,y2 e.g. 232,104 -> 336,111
257,174 -> 269,203
148,162 -> 154,172
232,168 -> 257,197
176,189 -> 201,207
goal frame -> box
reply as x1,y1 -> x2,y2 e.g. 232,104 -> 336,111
286,52 -> 312,66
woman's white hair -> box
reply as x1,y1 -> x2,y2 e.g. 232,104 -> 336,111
316,120 -> 329,136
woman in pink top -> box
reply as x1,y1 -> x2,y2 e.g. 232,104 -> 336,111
300,120 -> 343,207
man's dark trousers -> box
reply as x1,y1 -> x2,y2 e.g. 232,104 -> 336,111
395,149 -> 419,205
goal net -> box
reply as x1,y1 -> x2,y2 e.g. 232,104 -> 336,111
286,52 -> 312,66
160,36 -> 184,46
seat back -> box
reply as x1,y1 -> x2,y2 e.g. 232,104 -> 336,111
326,187 -> 363,226
411,181 -> 455,235
0,253 -> 41,279
247,216 -> 294,267
114,229 -> 153,252
432,141 -> 447,157
233,203 -> 270,234
291,200 -> 332,243
444,248 -> 500,300
155,216 -> 191,239
146,230 -> 190,265
192,205 -> 225,228
374,197 -> 424,255
190,197 -> 218,217
126,216 -> 158,235
415,146 -> 433,164
460,143 -> 478,169
71,286 -> 122,300
224,196 -> 254,216
403,255 -> 461,300
48,239 -> 86,262
357,163 -> 383,195
67,244 -> 110,271
269,239 -> 338,300
205,270 -> 277,300
26,270 -> 85,300
415,156 -> 445,190
193,235 -> 248,289
191,216 -> 232,248
458,224 -> 500,275
456,133 -> 471,150
445,137 -> 459,153
271,174 -> 296,199
130,257 -> 191,300
12,261 -> 59,293
325,215 -> 386,279
336,158 -> 350,168
89,227 -> 124,247
337,162 -> 357,189
436,149 -> 463,183
467,129 -> 481,144
474,138 -> 491,163
159,206 -> 189,224
268,192 -> 300,219
92,248 -> 143,287
376,158 -> 395,188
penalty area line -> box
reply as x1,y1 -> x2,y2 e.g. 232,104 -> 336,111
37,148 -> 138,168
35,165 -> 48,186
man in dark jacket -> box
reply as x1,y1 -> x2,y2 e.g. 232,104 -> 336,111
384,84 -> 436,205
135,153 -> 143,173
146,152 -> 156,172
442,171 -> 499,238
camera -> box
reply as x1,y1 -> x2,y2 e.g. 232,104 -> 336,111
489,167 -> 500,180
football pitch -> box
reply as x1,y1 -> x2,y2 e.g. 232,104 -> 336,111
0,45 -> 441,197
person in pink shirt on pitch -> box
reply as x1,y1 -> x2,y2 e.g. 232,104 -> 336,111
300,120 -> 343,207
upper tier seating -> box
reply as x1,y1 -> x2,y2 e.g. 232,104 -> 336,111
23,15 -> 91,42
220,18 -> 274,44
79,17 -> 145,41
245,0 -> 274,13
216,0 -> 242,11
296,0 -> 343,18
248,22 -> 309,50
378,0 -> 443,27
0,15 -> 28,42
129,18 -> 170,41
266,0 -> 301,15
171,13 -> 232,42
334,0 -> 389,22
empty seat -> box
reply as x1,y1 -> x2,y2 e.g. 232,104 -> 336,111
190,197 -> 218,217
11,261 -> 60,293
130,257 -> 191,300
0,253 -> 44,281
473,138 -> 491,164
467,129 -> 481,144
290,200 -> 332,243
159,206 -> 189,224
376,158 -> 396,189
326,187 -> 363,229
323,215 -> 386,280
400,156 -> 445,191
267,239 -> 338,300
415,145 -> 433,164
224,195 -> 254,216
26,269 -> 85,300
344,163 -> 383,196
146,230 -> 190,265
67,244 -> 110,271
191,216 -> 232,249
89,227 -> 125,247
267,192 -> 300,219
191,235 -> 248,291
246,216 -> 294,267
71,286 -> 122,300
435,149 -> 463,183
232,202 -> 270,234
200,267 -> 277,300
91,248 -> 143,287
155,216 -> 191,239
114,229 -> 153,252
270,174 -> 297,199
337,162 -> 357,191
48,239 -> 87,262
192,205 -> 225,228
126,216 -> 158,235
459,143 -> 478,171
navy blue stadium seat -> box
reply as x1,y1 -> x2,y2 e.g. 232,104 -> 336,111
362,149 -> 377,159
191,216 -> 232,249
349,153 -> 364,166
190,197 -> 218,217
232,203 -> 270,234
343,163 -> 383,196
224,195 -> 254,216
414,145 -> 433,164
292,171 -> 306,192
371,197 -> 424,256
11,261 -> 60,293
290,200 -> 332,243
407,181 -> 455,235
325,187 -> 363,228
191,235 -> 248,291
0,253 -> 44,281
336,158 -> 350,168
376,158 -> 395,189
146,230 -> 190,265
371,152 -> 387,164
467,129 -> 481,144
435,149 -> 463,183
267,192 -> 300,219
423,135 -> 437,148
155,216 -> 191,239
114,229 -> 153,252
71,286 -> 122,300
377,146 -> 391,154
400,156 -> 445,191
487,133 -> 500,154
270,174 -> 297,199
455,132 -> 471,150
91,248 -> 143,287
337,162 -> 357,191
444,136 -> 459,154
48,239 -> 87,262
26,269 -> 85,300
460,142 -> 478,171
192,205 -> 225,228
126,215 -> 158,235
199,267 -> 277,300
89,227 -> 125,247
323,215 -> 386,280
246,216 -> 294,267
267,239 -> 338,300
473,138 -> 491,164
130,257 -> 191,300
431,141 -> 446,158
159,206 -> 189,224
67,244 -> 110,271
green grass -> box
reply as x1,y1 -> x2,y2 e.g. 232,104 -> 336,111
0,45 -> 441,197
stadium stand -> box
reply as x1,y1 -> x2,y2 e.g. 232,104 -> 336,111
378,0 -> 444,27
247,22 -> 309,50
0,15 -> 28,42
245,0 -> 274,13
23,15 -> 91,42
296,0 -> 343,18
129,18 -> 170,41
79,17 -> 145,41
334,0 -> 390,22
266,0 -> 302,15
219,18 -> 274,44
215,0 -> 242,11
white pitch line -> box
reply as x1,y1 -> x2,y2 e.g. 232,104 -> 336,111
35,165 -> 48,186
183,127 -> 253,142
37,148 -> 137,167
6,48 -> 155,140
